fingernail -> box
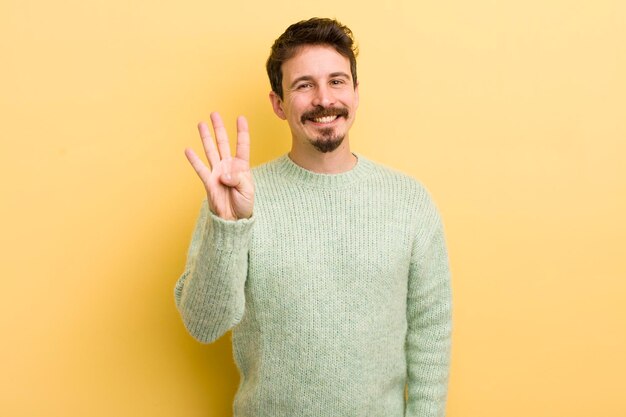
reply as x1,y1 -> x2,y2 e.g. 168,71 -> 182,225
224,173 -> 232,181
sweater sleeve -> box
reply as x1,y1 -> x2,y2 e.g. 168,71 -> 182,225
174,200 -> 255,344
405,214 -> 453,417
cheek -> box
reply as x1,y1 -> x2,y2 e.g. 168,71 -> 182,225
282,97 -> 298,115
342,92 -> 358,107
286,99 -> 308,121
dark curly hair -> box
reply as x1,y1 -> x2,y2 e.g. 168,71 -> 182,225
266,17 -> 358,99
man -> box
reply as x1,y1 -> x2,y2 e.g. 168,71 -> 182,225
175,17 -> 452,417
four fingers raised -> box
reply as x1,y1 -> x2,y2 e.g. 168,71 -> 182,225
189,111 -> 251,174
186,112 -> 254,220
193,112 -> 251,169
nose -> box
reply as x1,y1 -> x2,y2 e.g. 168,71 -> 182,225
311,84 -> 336,107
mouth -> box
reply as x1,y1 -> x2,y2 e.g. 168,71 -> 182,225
311,115 -> 339,124
301,107 -> 349,125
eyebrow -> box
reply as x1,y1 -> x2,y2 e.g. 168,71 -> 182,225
289,72 -> 351,89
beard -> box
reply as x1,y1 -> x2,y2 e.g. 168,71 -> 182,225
300,105 -> 349,153
310,129 -> 345,153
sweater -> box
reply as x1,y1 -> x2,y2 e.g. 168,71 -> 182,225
174,153 -> 452,417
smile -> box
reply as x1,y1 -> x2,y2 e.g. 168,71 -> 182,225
312,115 -> 339,124
301,106 -> 349,125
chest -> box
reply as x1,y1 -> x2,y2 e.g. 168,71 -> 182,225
245,192 -> 414,329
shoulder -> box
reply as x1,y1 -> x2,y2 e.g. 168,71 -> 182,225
360,155 -> 443,231
360,155 -> 436,205
362,156 -> 423,187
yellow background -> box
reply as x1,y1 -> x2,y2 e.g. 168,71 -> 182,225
2,0 -> 625,416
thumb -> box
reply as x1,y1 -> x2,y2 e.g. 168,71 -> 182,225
220,170 -> 254,197
219,170 -> 241,187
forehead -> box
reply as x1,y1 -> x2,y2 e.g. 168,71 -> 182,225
281,45 -> 352,83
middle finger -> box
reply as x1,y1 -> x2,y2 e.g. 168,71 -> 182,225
210,112 -> 232,160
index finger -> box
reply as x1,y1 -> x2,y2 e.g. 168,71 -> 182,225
235,115 -> 250,163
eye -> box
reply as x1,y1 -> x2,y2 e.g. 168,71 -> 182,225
296,82 -> 313,90
330,79 -> 346,86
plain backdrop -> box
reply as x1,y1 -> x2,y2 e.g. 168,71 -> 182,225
1,0 -> 625,416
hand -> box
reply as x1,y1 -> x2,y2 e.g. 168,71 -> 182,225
185,112 -> 254,220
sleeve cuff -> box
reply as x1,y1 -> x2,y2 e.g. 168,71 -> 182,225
204,211 -> 255,251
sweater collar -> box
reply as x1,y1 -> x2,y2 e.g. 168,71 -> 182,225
276,153 -> 373,188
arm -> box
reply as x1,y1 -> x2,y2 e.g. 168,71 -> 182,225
174,200 -> 253,343
405,216 -> 453,416
174,112 -> 255,343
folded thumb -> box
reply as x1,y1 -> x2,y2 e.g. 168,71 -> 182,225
220,171 -> 241,187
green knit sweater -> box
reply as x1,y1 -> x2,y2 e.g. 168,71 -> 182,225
175,154 -> 452,417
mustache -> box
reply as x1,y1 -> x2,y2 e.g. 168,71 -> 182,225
300,106 -> 349,123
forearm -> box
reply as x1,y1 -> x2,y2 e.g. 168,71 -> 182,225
174,201 -> 254,343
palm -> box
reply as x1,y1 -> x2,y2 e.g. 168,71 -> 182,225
185,112 -> 254,220
205,157 -> 252,219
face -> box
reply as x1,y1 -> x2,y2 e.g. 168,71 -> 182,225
269,45 -> 359,153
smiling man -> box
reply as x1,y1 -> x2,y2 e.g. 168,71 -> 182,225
270,44 -> 358,157
175,18 -> 452,417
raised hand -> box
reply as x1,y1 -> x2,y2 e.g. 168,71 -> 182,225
185,112 -> 254,220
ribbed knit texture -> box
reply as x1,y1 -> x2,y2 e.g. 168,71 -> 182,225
174,154 -> 452,417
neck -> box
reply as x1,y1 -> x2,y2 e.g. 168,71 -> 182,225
288,139 -> 357,174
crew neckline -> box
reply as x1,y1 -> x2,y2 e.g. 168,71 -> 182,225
276,153 -> 373,188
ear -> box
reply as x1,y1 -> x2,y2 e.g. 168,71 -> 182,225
269,91 -> 287,120
354,81 -> 360,111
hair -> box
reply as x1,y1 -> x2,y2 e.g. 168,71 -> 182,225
266,17 -> 359,100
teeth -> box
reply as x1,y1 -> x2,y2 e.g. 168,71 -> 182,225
313,116 -> 338,123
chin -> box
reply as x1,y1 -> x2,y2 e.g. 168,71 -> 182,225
310,134 -> 345,153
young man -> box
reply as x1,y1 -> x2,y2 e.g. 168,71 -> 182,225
175,18 -> 452,417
